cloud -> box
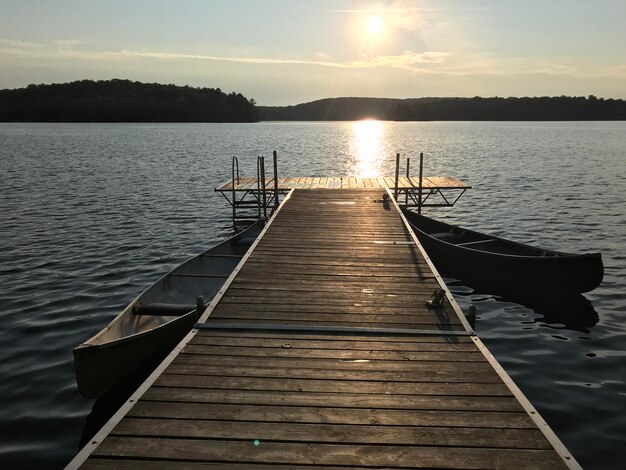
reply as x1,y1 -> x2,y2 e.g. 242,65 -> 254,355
3,37 -> 624,82
119,49 -> 451,72
533,63 -> 578,75
0,37 -> 449,72
329,1 -> 491,31
349,51 -> 450,70
315,52 -> 332,60
117,50 -> 348,68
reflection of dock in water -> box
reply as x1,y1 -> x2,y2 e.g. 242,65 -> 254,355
68,188 -> 578,469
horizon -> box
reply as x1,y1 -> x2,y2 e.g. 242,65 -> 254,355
1,0 -> 625,106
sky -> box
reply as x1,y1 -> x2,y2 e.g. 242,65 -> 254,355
0,0 -> 625,105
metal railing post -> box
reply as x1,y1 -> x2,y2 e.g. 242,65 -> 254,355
261,156 -> 267,219
256,155 -> 262,219
394,152 -> 400,201
231,156 -> 238,226
405,157 -> 410,205
273,150 -> 279,210
418,152 -> 424,215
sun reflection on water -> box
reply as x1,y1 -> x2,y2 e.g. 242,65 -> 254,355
350,120 -> 384,177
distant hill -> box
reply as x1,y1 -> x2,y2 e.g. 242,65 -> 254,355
3,82 -> 624,122
258,97 -> 400,121
0,79 -> 258,122
259,96 -> 626,121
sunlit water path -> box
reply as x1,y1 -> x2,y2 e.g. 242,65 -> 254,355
0,121 -> 625,468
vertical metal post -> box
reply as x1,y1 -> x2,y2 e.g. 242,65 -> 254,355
256,155 -> 262,219
418,152 -> 424,215
273,150 -> 279,210
394,152 -> 400,201
261,156 -> 267,219
405,157 -> 410,205
232,156 -> 238,226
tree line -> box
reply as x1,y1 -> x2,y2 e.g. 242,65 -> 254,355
0,79 -> 259,122
259,96 -> 626,121
2,82 -> 624,122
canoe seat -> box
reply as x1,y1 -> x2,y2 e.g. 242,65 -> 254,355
430,231 -> 456,241
133,303 -> 196,316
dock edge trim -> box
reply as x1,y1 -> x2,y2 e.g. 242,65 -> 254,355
64,189 -> 295,470
386,187 -> 475,333
388,188 -> 581,469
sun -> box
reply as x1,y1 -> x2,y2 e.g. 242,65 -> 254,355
366,16 -> 383,36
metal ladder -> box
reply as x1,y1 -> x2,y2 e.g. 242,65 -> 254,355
229,151 -> 280,225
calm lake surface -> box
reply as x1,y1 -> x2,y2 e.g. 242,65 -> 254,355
0,121 -> 625,468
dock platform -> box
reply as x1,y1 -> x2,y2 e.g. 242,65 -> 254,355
215,176 -> 471,221
69,189 -> 578,469
216,176 -> 470,191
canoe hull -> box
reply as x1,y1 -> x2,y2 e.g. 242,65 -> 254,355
74,220 -> 264,398
404,211 -> 603,293
73,311 -> 196,398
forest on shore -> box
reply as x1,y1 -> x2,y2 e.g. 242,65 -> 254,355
0,79 -> 259,122
259,96 -> 626,121
2,80 -> 625,122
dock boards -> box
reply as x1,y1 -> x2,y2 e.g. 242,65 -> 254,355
69,189 -> 577,469
216,176 -> 471,191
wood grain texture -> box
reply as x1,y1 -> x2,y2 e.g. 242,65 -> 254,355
80,189 -> 567,469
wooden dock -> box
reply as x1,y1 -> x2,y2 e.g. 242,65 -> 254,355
68,189 -> 578,469
216,176 -> 470,191
215,175 -> 471,222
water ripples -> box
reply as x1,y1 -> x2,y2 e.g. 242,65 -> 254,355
0,121 -> 625,469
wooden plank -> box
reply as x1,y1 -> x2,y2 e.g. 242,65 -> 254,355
163,363 -> 503,384
236,266 -> 436,278
209,308 -> 461,324
93,437 -> 566,468
217,292 -> 441,306
239,261 -> 431,275
154,374 -> 509,396
180,345 -> 481,362
236,255 -> 426,271
213,295 -> 454,310
173,354 -> 498,373
194,329 -> 476,343
113,417 -> 550,449
189,335 -> 480,352
234,273 -> 437,285
128,401 -> 537,428
228,279 -> 442,294
142,387 -> 524,412
399,176 -> 411,188
83,460 -> 354,470
205,319 -> 458,330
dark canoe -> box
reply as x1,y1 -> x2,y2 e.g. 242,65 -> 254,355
402,210 -> 603,293
73,220 -> 264,398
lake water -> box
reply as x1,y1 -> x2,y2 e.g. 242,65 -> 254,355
0,121 -> 625,468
